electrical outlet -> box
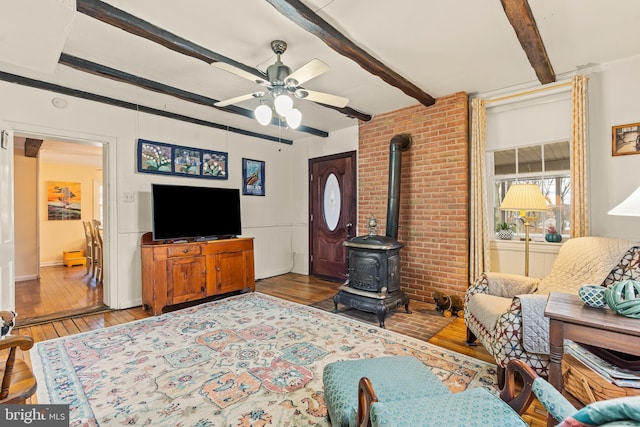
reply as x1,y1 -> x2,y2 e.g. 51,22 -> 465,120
123,192 -> 135,203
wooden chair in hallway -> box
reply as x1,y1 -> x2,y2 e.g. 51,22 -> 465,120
0,335 -> 37,404
91,219 -> 103,284
82,221 -> 95,276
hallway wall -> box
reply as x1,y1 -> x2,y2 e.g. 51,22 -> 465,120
13,139 -> 38,280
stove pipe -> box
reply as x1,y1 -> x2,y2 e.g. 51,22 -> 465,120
385,134 -> 412,240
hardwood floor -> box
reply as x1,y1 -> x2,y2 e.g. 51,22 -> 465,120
15,265 -> 106,325
12,271 -> 547,426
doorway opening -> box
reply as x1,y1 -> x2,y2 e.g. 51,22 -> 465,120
13,136 -> 108,326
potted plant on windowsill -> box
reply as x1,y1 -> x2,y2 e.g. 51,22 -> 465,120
496,222 -> 515,240
545,226 -> 562,243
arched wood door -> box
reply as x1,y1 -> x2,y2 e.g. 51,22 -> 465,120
309,151 -> 357,281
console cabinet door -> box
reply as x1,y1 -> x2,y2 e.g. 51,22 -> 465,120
216,251 -> 247,294
167,256 -> 206,304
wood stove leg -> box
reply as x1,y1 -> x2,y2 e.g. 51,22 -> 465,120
375,307 -> 387,329
404,302 -> 411,314
332,294 -> 340,313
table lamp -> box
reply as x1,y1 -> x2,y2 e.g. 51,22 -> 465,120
608,185 -> 640,216
500,183 -> 549,276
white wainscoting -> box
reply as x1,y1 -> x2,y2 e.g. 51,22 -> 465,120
490,239 -> 562,279
243,225 -> 294,279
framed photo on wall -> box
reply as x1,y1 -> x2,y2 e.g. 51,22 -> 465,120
612,122 -> 640,156
242,158 -> 265,196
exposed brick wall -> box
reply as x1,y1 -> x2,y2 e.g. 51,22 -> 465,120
358,92 -> 469,302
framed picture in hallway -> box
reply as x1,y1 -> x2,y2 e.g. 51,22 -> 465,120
47,181 -> 81,220
242,158 -> 265,196
612,122 -> 640,156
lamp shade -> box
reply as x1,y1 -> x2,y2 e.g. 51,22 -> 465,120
608,185 -> 640,216
274,94 -> 293,116
286,108 -> 302,129
500,184 -> 549,212
254,104 -> 272,126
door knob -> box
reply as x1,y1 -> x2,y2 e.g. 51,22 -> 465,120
346,222 -> 353,237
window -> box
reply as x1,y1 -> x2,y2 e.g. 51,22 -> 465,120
490,141 -> 571,237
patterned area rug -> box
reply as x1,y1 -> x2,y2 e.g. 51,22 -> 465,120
32,292 -> 498,426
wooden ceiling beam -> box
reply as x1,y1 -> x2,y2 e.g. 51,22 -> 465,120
265,0 -> 435,107
24,138 -> 43,158
76,0 -> 372,122
77,0 -> 264,80
59,53 -> 329,138
0,71 -> 294,145
500,0 -> 555,84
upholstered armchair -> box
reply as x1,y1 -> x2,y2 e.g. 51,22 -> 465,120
465,236 -> 640,386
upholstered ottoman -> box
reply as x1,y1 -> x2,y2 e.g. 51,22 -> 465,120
322,356 -> 450,427
368,387 -> 528,426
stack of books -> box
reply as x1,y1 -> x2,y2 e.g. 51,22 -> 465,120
566,341 -> 640,389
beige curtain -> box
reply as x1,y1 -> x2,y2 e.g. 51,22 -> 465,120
571,75 -> 589,237
469,98 -> 490,284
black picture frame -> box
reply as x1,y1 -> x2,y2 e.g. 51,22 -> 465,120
242,158 -> 265,196
137,139 -> 228,180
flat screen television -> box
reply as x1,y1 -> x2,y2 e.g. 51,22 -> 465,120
151,183 -> 242,241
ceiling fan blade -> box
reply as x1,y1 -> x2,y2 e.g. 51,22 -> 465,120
212,62 -> 265,84
299,89 -> 349,108
285,59 -> 329,86
214,93 -> 260,107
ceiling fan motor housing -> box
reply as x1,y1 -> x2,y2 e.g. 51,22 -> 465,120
266,62 -> 292,89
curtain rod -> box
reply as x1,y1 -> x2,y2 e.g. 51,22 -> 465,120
484,80 -> 573,105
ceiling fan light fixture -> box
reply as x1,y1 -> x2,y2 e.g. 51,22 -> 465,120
274,94 -> 293,116
254,104 -> 272,126
286,108 -> 302,129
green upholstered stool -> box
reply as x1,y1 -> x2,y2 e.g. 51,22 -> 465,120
368,387 -> 528,427
322,356 -> 450,427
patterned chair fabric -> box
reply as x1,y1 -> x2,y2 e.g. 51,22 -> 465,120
324,356 -> 640,427
464,241 -> 640,379
322,355 -> 528,427
322,356 -> 450,427
369,387 -> 528,427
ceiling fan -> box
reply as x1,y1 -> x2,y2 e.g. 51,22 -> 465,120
213,40 -> 349,127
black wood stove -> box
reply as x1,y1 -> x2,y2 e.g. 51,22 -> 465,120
333,134 -> 412,328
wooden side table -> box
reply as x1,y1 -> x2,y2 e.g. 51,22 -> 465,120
544,292 -> 640,425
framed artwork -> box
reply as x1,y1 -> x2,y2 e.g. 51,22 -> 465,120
242,158 -> 265,196
173,147 -> 201,175
47,181 -> 81,220
202,150 -> 228,179
137,139 -> 228,179
138,139 -> 173,174
612,122 -> 640,156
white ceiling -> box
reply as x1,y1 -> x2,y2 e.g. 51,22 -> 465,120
2,0 -> 640,142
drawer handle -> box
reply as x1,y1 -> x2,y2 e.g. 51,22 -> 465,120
183,249 -> 189,254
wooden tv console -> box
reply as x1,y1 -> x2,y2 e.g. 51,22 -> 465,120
140,232 -> 255,315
